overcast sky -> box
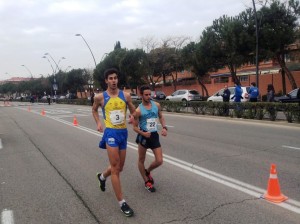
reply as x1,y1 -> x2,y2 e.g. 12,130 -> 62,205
0,0 -> 256,80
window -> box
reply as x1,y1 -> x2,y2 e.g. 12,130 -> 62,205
214,77 -> 229,83
239,76 -> 248,82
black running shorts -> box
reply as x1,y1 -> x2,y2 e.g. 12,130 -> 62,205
135,131 -> 161,150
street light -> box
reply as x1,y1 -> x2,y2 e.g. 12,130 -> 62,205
57,57 -> 66,72
100,53 -> 109,62
64,66 -> 72,72
43,53 -> 63,99
44,53 -> 59,73
42,56 -> 55,74
75,34 -> 97,68
21,65 -> 33,77
252,0 -> 259,88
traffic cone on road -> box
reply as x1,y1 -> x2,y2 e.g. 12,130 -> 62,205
263,164 -> 288,203
41,108 -> 46,116
73,115 -> 78,126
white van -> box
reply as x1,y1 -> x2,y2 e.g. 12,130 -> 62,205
207,86 -> 250,102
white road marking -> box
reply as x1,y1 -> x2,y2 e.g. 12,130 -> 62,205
1,209 -> 14,224
282,145 -> 300,151
56,114 -> 89,118
16,107 -> 300,214
0,139 -> 3,149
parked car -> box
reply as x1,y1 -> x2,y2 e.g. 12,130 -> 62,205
130,92 -> 141,100
207,86 -> 250,102
58,95 -> 66,99
151,90 -> 166,100
274,88 -> 300,103
66,93 -> 77,99
166,89 -> 202,106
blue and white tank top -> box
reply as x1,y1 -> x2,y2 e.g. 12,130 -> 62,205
139,100 -> 158,132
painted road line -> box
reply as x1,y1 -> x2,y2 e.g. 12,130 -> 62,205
0,138 -> 3,149
282,145 -> 300,151
1,209 -> 14,224
15,107 -> 300,214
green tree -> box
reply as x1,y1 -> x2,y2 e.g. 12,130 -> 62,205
147,46 -> 184,90
259,0 -> 299,91
94,47 -> 127,90
119,49 -> 148,92
65,69 -> 89,97
208,14 -> 255,85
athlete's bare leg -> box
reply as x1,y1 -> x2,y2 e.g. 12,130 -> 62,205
106,145 -> 126,201
138,144 -> 148,182
147,147 -> 163,173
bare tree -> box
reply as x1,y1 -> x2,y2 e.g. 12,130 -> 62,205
137,36 -> 159,53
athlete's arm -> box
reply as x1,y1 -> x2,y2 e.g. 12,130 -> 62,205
124,92 -> 136,117
92,93 -> 104,132
157,102 -> 167,137
133,108 -> 151,138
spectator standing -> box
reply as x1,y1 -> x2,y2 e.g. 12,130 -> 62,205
267,84 -> 275,102
221,85 -> 231,116
47,95 -> 51,105
231,83 -> 243,102
249,82 -> 259,102
90,90 -> 95,106
297,88 -> 300,107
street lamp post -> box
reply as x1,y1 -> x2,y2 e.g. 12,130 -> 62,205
56,57 -> 66,73
21,65 -> 33,77
75,33 -> 97,98
44,53 -> 59,73
75,34 -> 97,68
42,56 -> 55,74
252,0 -> 259,88
65,66 -> 72,72
43,53 -> 63,99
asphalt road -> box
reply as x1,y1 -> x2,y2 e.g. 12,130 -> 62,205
1,103 -> 300,224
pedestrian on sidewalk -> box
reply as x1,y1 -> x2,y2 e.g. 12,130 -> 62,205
249,82 -> 259,102
221,85 -> 231,116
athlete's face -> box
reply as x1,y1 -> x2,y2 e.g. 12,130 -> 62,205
105,73 -> 118,90
142,89 -> 151,103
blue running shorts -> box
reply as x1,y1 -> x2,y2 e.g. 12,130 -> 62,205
99,128 -> 128,150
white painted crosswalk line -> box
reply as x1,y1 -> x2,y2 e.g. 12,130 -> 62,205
1,209 -> 14,224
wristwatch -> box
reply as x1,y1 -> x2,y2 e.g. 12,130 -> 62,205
163,126 -> 168,131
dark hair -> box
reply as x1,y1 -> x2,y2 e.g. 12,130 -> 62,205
251,82 -> 256,87
139,85 -> 151,94
267,84 -> 275,91
104,68 -> 119,79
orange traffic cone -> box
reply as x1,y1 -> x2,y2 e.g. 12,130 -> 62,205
263,164 -> 288,203
73,115 -> 78,126
41,108 -> 46,116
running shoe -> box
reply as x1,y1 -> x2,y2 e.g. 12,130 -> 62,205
145,169 -> 154,184
96,173 -> 106,192
120,202 -> 134,217
145,180 -> 156,193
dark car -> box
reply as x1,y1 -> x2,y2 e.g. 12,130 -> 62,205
274,88 -> 300,103
151,90 -> 166,100
66,93 -> 78,99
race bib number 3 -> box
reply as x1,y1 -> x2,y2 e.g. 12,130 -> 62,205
146,118 -> 157,132
110,110 -> 125,125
